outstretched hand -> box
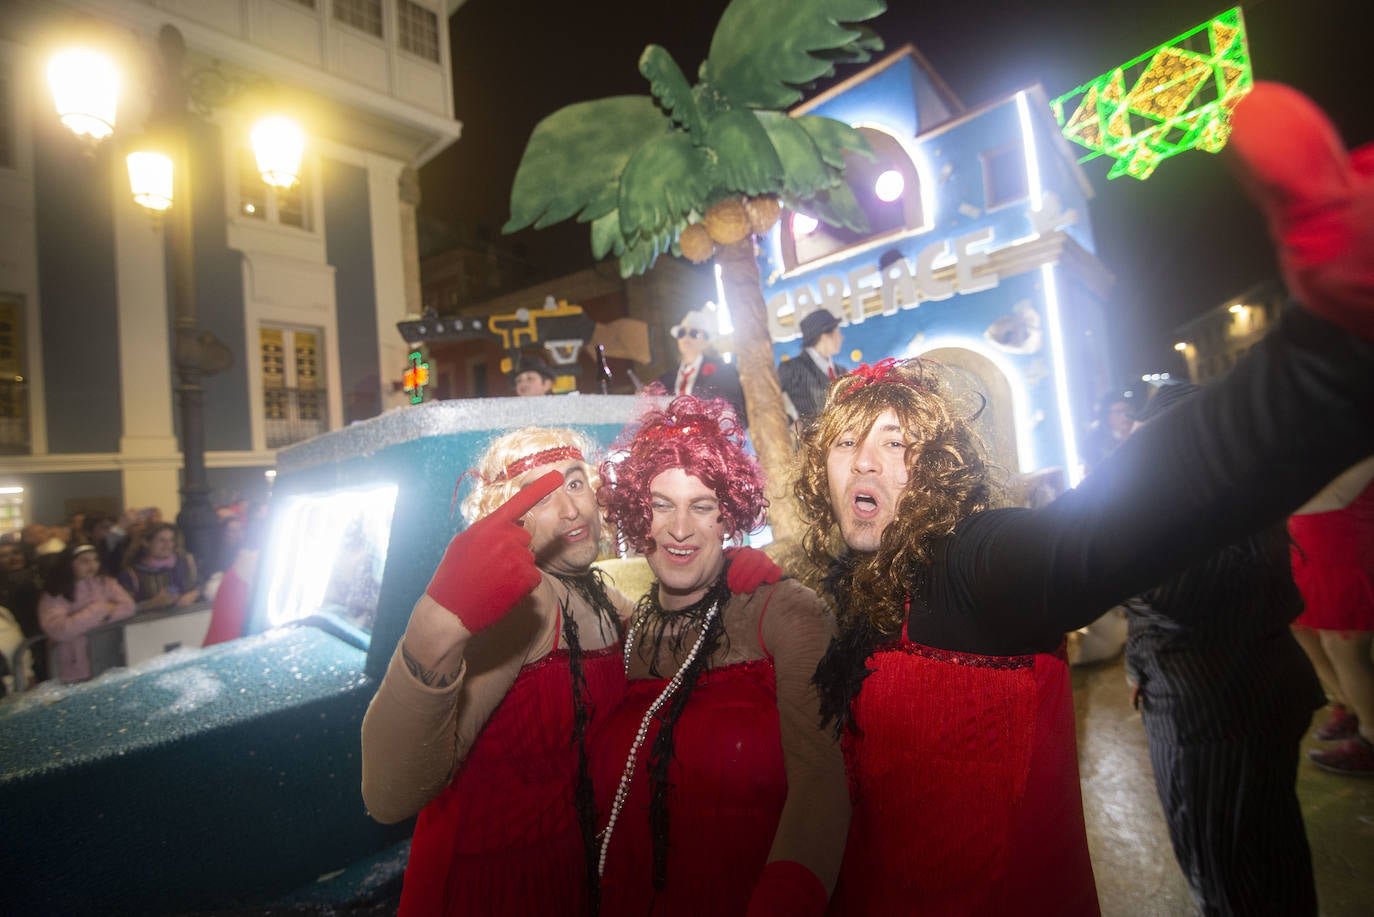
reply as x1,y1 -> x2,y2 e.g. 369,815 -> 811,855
425,470 -> 563,633
1228,82 -> 1374,340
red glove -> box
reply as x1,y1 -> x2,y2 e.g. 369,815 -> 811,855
725,545 -> 784,593
745,860 -> 827,917
1228,82 -> 1374,340
425,470 -> 563,632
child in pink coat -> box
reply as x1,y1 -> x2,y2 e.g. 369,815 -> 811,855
38,544 -> 135,682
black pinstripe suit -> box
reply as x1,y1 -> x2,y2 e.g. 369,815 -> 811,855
778,352 -> 843,423
1125,523 -> 1322,916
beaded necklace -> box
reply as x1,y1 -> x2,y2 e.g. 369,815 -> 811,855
597,585 -> 725,878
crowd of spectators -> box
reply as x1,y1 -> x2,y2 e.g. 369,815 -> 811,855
0,506 -> 252,694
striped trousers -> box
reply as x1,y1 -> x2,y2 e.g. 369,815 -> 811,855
1145,728 -> 1317,916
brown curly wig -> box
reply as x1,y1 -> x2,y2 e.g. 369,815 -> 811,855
598,395 -> 766,554
794,358 -> 1000,636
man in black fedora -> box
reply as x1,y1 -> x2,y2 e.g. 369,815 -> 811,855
778,308 -> 845,425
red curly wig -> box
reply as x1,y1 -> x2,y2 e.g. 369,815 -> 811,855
599,395 -> 767,554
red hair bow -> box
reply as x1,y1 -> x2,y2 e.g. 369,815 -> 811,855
848,358 -> 902,385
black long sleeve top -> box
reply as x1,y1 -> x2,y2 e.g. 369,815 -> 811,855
905,309 -> 1374,658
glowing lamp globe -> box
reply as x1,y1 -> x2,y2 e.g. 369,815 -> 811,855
126,151 -> 174,212
874,170 -> 904,203
791,212 -> 819,236
48,49 -> 120,140
251,115 -> 304,188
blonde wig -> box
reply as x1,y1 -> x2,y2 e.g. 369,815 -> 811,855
460,426 -> 600,524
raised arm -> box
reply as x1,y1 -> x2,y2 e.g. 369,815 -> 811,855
360,472 -> 563,823
939,307 -> 1374,655
938,83 -> 1374,655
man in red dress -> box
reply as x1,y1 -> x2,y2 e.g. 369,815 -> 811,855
793,83 -> 1374,914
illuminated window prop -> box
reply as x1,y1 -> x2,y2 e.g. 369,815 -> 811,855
1051,7 -> 1252,180
403,350 -> 430,404
780,127 -> 922,270
261,484 -> 398,637
874,170 -> 904,203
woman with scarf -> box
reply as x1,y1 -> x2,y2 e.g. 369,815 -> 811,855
118,522 -> 200,610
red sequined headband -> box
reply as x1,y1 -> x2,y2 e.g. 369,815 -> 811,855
487,445 -> 584,484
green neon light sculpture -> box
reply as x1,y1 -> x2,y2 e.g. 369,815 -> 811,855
1051,7 -> 1252,180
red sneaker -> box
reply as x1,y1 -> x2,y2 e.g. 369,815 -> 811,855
1309,735 -> 1374,777
1315,705 -> 1360,741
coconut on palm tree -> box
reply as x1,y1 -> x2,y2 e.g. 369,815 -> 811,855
504,0 -> 886,541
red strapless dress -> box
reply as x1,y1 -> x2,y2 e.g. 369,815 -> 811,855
1290,478 -> 1374,631
399,644 -> 626,917
592,659 -> 785,917
830,635 -> 1100,916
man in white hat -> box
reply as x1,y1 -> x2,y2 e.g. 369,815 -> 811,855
778,308 -> 845,425
657,308 -> 747,427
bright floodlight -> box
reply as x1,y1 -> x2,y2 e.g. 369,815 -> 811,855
48,48 -> 120,140
1173,341 -> 1188,352
262,484 -> 397,633
1228,303 -> 1245,314
874,170 -> 905,203
791,212 -> 819,236
251,115 -> 305,188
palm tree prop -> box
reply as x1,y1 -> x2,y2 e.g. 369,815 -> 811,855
506,0 -> 886,540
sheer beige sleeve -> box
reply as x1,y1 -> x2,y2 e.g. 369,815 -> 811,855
360,582 -> 553,824
755,580 -> 850,893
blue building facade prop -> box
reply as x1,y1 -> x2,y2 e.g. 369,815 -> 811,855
761,48 -> 1113,486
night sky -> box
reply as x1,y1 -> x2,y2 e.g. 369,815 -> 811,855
420,0 -> 1371,385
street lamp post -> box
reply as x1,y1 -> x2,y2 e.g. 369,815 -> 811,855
151,25 -> 219,565
48,23 -> 303,564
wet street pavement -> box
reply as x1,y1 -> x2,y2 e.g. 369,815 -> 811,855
1076,654 -> 1374,916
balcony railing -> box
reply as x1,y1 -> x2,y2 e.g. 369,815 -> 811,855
264,386 -> 327,448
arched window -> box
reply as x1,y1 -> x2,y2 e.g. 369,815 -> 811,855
779,127 -> 922,271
